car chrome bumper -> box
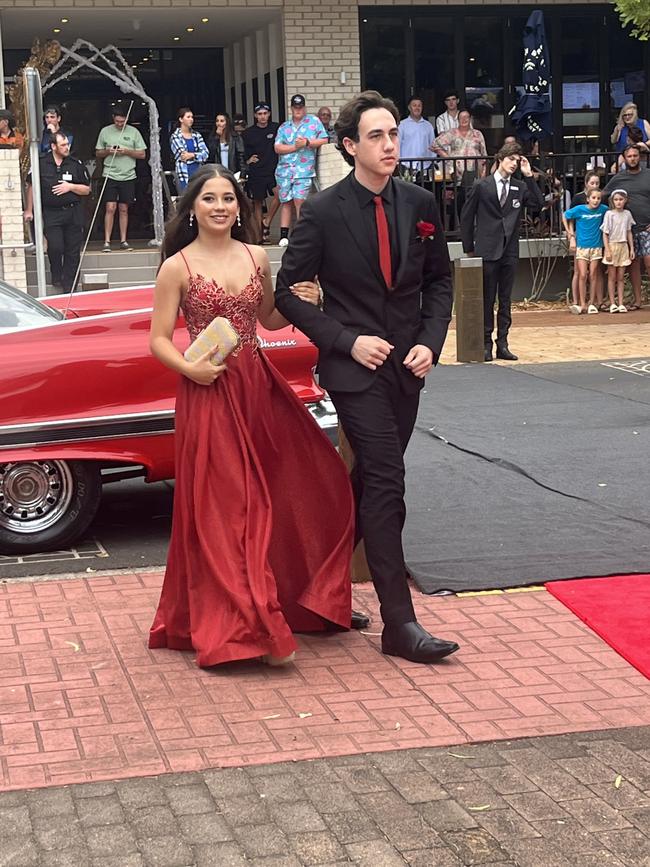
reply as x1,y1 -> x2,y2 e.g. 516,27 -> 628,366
308,397 -> 338,445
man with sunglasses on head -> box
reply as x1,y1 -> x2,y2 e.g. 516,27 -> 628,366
242,102 -> 280,243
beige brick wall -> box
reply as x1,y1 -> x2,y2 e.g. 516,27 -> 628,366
317,141 -> 350,189
0,149 -> 27,291
282,0 -> 361,112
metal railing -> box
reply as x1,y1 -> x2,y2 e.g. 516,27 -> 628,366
396,151 -> 650,240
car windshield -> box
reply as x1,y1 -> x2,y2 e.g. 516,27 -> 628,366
0,280 -> 63,332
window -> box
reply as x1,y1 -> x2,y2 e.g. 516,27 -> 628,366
361,16 -> 407,113
561,16 -> 600,152
608,18 -> 645,130
240,83 -> 248,122
464,18 -> 505,151
276,68 -> 285,122
412,17 -> 454,123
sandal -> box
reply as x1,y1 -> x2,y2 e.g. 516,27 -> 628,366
628,303 -> 641,310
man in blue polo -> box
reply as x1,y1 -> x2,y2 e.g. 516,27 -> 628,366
398,96 -> 435,177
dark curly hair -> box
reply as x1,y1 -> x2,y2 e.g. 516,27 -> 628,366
160,166 -> 254,265
334,90 -> 401,167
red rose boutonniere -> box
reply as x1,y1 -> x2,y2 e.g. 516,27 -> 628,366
416,220 -> 435,242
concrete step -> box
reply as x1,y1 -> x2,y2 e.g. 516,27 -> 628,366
25,245 -> 287,290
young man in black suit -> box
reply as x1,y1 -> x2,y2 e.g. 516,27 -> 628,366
275,91 -> 459,665
460,142 -> 544,361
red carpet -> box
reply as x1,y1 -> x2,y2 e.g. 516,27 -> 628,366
546,574 -> 650,680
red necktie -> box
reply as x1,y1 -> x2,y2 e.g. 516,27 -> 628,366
373,195 -> 392,290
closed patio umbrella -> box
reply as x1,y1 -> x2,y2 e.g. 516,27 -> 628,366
509,10 -> 552,140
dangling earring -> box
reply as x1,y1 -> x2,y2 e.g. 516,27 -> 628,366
189,213 -> 194,227
236,213 -> 241,227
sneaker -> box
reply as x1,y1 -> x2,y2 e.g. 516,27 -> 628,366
569,304 -> 582,315
102,242 -> 111,253
278,237 -> 289,247
119,241 -> 133,251
618,304 -> 628,313
609,303 -> 619,314
587,304 -> 599,314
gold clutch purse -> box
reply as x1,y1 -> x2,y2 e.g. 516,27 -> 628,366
183,316 -> 240,366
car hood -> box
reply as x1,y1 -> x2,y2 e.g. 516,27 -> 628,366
44,286 -> 315,350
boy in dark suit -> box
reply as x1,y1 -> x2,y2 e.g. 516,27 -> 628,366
460,142 -> 544,361
275,91 -> 459,665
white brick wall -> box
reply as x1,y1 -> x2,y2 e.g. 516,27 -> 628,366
0,149 -> 27,292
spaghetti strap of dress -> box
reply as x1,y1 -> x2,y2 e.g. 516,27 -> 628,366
178,249 -> 192,276
242,242 -> 258,273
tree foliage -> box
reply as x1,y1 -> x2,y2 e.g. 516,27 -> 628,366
614,0 -> 650,40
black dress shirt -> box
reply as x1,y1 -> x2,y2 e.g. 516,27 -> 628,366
34,152 -> 89,209
349,174 -> 400,283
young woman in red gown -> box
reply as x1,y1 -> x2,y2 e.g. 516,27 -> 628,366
148,165 -> 354,668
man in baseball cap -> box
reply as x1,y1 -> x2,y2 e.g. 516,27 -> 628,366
274,95 -> 328,245
242,102 -> 281,242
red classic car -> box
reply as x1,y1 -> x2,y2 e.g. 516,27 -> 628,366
0,280 -> 336,555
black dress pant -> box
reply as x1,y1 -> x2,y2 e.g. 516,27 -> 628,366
483,255 -> 517,346
43,206 -> 84,291
329,361 -> 420,627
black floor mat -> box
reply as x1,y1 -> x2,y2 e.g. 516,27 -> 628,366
405,359 -> 650,594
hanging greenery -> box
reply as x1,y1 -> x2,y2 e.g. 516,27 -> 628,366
614,0 -> 650,41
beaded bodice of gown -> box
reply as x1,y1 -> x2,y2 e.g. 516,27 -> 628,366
182,268 -> 263,351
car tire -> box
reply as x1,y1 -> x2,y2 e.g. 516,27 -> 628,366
0,460 -> 102,555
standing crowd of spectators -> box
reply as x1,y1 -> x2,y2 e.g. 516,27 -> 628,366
167,97 -> 336,245
4,89 -> 649,312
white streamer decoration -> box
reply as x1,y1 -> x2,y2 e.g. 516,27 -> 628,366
43,39 -> 164,246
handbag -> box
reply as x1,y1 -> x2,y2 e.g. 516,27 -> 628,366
183,316 -> 240,366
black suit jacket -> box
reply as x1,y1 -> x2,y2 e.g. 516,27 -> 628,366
460,174 -> 544,261
274,172 -> 453,394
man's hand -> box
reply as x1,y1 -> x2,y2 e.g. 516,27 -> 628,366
351,336 -> 393,370
403,344 -> 433,378
294,136 -> 307,149
52,181 -> 73,196
519,156 -> 533,177
247,154 -> 259,164
23,209 -> 33,222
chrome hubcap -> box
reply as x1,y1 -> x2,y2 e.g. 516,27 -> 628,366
0,461 -> 74,534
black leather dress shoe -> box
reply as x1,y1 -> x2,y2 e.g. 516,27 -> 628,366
351,610 -> 370,630
382,621 -> 459,664
484,347 -> 493,362
496,345 -> 518,361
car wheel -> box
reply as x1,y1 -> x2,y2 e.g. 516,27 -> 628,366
0,460 -> 102,555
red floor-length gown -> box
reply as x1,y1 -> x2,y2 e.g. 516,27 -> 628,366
149,246 -> 354,667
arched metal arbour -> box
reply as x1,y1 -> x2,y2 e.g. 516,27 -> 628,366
43,39 -> 164,246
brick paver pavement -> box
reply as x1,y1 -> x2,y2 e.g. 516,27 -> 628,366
442,314 -> 650,364
1,575 -> 649,794
2,313 -> 650,865
1,726 -> 648,866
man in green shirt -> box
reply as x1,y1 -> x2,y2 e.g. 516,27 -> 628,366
95,109 -> 146,252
